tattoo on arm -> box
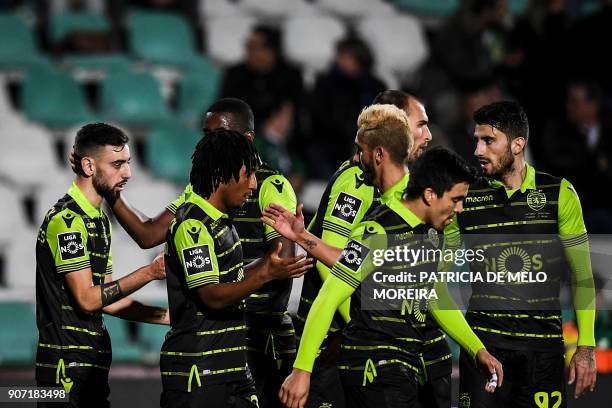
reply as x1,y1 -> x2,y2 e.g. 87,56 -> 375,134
575,346 -> 596,369
101,281 -> 124,307
303,239 -> 317,251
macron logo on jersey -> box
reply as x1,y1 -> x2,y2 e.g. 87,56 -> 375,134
58,232 -> 85,261
331,192 -> 362,224
183,245 -> 213,276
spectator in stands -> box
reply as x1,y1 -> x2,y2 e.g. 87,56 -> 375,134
567,0 -> 612,99
504,0 -> 570,138
444,78 -> 504,170
431,0 -> 508,89
219,24 -> 305,153
256,100 -> 305,193
540,80 -> 612,233
309,36 -> 386,178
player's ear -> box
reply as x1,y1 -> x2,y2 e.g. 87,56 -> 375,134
374,146 -> 384,164
423,187 -> 436,206
81,156 -> 95,177
512,137 -> 526,155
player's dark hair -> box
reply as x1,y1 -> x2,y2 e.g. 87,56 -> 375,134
204,98 -> 255,133
473,100 -> 529,142
373,90 -> 420,115
405,147 -> 478,199
190,129 -> 260,199
73,123 -> 129,176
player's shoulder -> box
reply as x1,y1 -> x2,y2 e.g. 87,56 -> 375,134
256,162 -> 280,182
45,202 -> 87,234
329,161 -> 369,194
534,169 -> 563,186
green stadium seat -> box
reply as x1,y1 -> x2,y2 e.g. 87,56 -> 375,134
62,54 -> 131,72
139,322 -> 169,364
21,65 -> 96,128
177,61 -> 220,125
393,0 -> 459,18
103,315 -> 145,363
0,14 -> 47,70
0,302 -> 37,366
100,69 -> 170,126
145,121 -> 201,184
129,11 -> 200,67
49,11 -> 110,45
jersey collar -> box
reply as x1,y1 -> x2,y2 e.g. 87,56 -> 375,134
67,182 -> 103,218
381,173 -> 409,205
188,191 -> 228,221
485,162 -> 536,193
387,198 -> 424,228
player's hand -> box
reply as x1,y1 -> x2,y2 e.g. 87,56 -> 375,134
148,252 -> 166,280
264,242 -> 312,281
279,368 -> 310,408
475,348 -> 503,392
262,203 -> 305,243
568,345 -> 597,398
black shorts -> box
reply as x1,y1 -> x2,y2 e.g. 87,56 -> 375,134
342,364 -> 418,408
459,347 -> 566,408
247,348 -> 294,408
417,374 -> 451,408
36,371 -> 110,408
305,362 -> 345,408
160,377 -> 259,408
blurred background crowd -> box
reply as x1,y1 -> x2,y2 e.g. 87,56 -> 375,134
1,0 -> 612,402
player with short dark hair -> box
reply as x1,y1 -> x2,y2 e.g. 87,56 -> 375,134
160,130 -> 311,408
36,123 -> 169,407
446,101 -> 597,407
263,141 -> 503,407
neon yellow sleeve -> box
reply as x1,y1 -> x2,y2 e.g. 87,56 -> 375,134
173,219 -> 219,290
430,280 -> 484,359
259,175 -> 297,242
167,184 -> 192,214
46,209 -> 90,274
558,178 -> 596,347
315,166 -> 377,321
293,274 -> 355,372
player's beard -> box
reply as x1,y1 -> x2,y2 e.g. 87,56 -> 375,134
360,157 -> 376,187
93,172 -> 120,206
486,148 -> 514,180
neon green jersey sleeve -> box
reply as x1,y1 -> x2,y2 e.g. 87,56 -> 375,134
558,178 -> 595,347
167,184 -> 193,215
316,166 -> 377,321
173,218 -> 219,290
293,275 -> 355,372
46,209 -> 91,274
259,175 -> 297,242
430,280 -> 485,359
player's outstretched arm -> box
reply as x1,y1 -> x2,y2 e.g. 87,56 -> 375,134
196,242 -> 312,310
64,253 -> 166,314
280,275 -> 354,408
430,280 -> 503,392
262,203 -> 343,268
112,198 -> 174,249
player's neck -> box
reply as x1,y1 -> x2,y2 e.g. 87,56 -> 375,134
379,163 -> 406,194
206,191 -> 228,214
498,157 -> 526,190
402,198 -> 427,224
75,177 -> 103,209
